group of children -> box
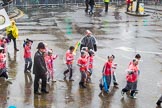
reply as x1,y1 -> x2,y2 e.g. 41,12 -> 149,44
5,36 -> 162,104
77,48 -> 95,88
99,54 -> 141,99
0,36 -> 141,99
63,46 -> 95,88
23,39 -> 58,83
63,44 -> 142,99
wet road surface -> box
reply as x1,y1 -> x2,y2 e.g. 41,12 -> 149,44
0,5 -> 162,108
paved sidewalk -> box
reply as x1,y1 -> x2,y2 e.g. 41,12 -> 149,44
9,8 -> 24,19
144,4 -> 162,15
145,4 -> 162,11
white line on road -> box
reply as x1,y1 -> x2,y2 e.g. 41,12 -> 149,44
115,46 -> 162,55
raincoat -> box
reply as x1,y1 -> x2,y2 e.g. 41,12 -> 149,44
6,21 -> 19,39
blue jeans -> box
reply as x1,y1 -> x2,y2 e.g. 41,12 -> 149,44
24,58 -> 32,72
104,75 -> 111,91
89,5 -> 94,13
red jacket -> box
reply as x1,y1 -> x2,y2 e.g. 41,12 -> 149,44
126,0 -> 131,4
24,45 -> 31,58
0,39 -> 6,53
0,53 -> 5,69
66,50 -> 74,65
126,63 -> 139,82
77,56 -> 88,72
103,61 -> 112,76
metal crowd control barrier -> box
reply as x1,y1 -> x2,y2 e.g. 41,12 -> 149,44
11,0 -> 128,6
2,0 -> 13,14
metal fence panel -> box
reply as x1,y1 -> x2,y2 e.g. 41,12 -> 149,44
12,0 -> 162,6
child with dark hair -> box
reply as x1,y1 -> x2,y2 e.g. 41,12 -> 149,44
129,54 -> 141,75
77,50 -> 88,88
100,55 -> 114,93
24,40 -> 33,82
64,46 -> 75,81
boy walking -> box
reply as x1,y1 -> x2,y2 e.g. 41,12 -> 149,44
121,59 -> 139,98
64,46 -> 75,81
24,39 -> 33,82
102,55 -> 114,93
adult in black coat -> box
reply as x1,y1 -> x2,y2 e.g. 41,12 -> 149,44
33,42 -> 48,95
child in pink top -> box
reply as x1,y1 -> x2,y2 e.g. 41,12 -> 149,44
24,40 -> 33,73
45,49 -> 58,82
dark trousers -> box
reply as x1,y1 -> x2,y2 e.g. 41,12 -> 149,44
0,68 -> 8,79
64,64 -> 73,79
24,58 -> 32,72
34,74 -> 47,92
80,71 -> 87,83
104,2 -> 109,12
136,2 -> 139,13
8,33 -> 18,50
89,5 -> 94,13
85,1 -> 89,12
127,3 -> 130,12
122,81 -> 137,96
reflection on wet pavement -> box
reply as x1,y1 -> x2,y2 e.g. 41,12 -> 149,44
0,5 -> 162,108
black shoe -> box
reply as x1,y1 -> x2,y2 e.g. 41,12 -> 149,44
156,100 -> 161,106
114,82 -> 119,86
69,78 -> 74,81
64,73 -> 66,79
41,90 -> 49,94
15,49 -> 19,51
99,84 -> 103,90
79,82 -> 86,88
34,91 -> 41,95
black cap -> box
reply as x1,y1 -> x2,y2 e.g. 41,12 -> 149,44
81,50 -> 86,55
37,42 -> 45,49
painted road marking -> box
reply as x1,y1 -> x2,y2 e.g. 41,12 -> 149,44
14,9 -> 24,20
115,46 -> 162,55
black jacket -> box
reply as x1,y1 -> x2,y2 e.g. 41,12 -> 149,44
89,0 -> 95,5
33,51 -> 47,75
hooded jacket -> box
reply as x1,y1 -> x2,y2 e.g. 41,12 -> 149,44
6,21 -> 19,39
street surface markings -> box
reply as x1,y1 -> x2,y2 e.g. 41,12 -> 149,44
115,46 -> 162,55
14,9 -> 24,20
